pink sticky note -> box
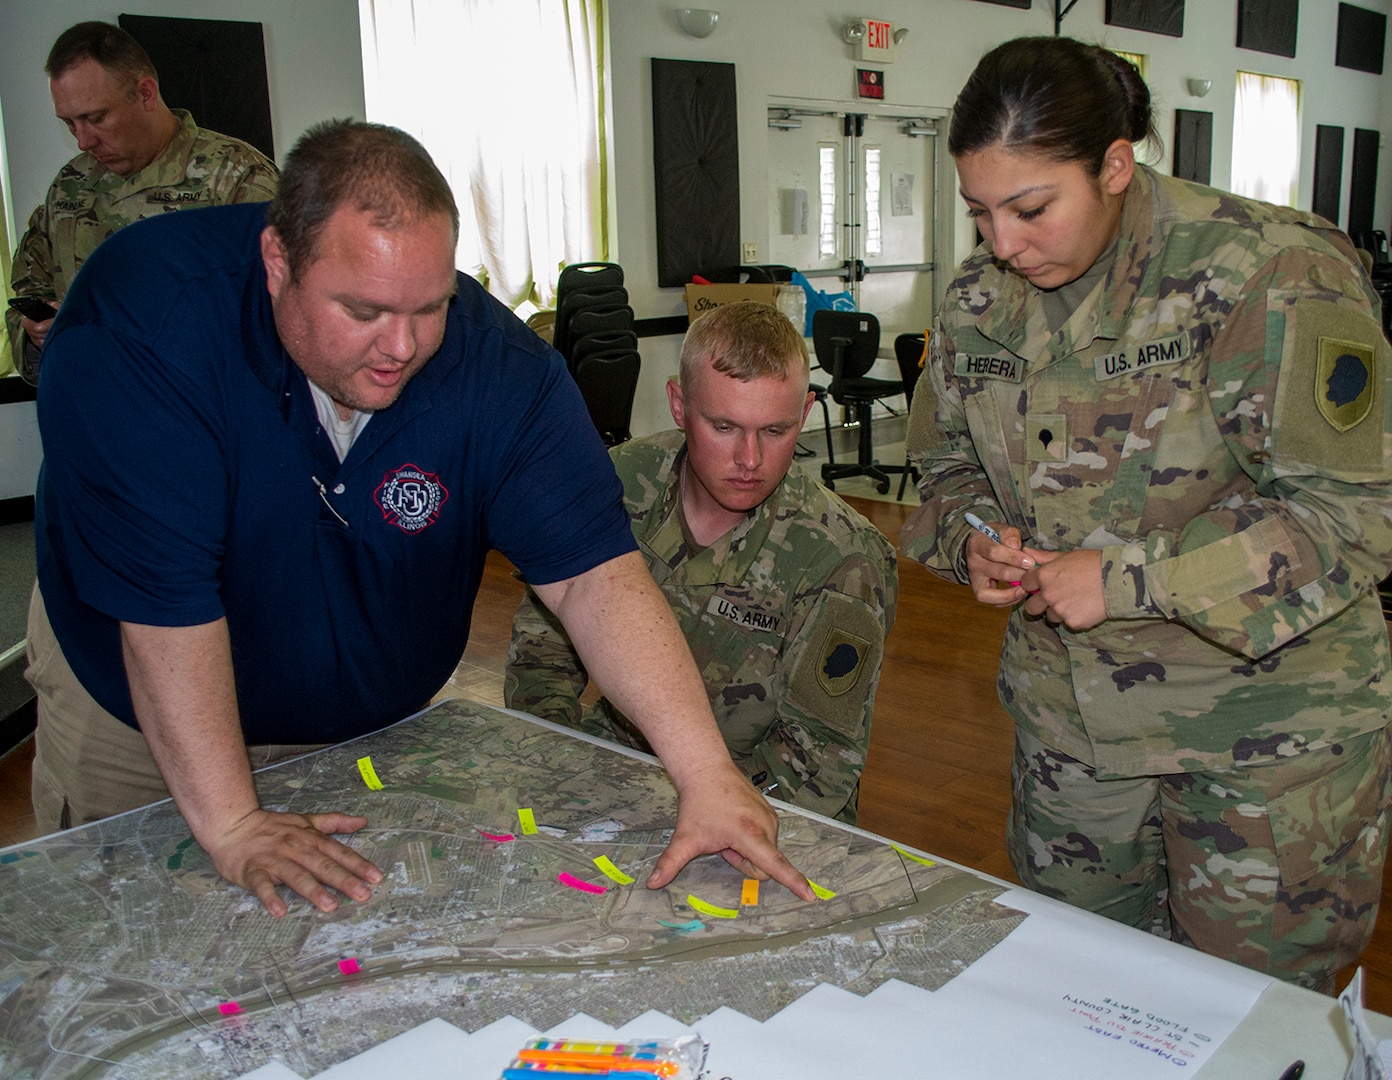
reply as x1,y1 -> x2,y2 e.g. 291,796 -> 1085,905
338,958 -> 360,975
478,829 -> 515,843
218,1002 -> 241,1016
557,871 -> 607,895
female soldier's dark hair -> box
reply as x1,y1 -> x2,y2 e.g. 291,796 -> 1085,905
948,36 -> 1159,175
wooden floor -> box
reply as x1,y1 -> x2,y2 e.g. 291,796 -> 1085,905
2,494 -> 1390,1011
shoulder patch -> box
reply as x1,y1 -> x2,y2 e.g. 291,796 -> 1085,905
786,593 -> 887,737
816,627 -> 872,697
1271,296 -> 1390,478
1316,336 -> 1375,432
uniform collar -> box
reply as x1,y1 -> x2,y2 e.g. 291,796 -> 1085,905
87,109 -> 200,198
645,440 -> 784,578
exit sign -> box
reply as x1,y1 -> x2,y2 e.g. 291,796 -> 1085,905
857,19 -> 897,63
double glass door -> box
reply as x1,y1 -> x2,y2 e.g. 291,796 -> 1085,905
765,100 -> 947,336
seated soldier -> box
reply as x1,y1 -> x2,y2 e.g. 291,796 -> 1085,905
507,301 -> 898,824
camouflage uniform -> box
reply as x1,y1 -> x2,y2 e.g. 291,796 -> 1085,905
902,165 -> 1392,987
507,429 -> 898,824
6,110 -> 278,383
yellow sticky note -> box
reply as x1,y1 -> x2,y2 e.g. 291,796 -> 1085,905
741,879 -> 760,906
686,893 -> 739,919
517,808 -> 538,834
891,843 -> 937,867
593,856 -> 635,886
808,880 -> 837,900
356,756 -> 384,790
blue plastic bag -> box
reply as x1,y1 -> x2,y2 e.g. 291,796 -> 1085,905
790,270 -> 856,336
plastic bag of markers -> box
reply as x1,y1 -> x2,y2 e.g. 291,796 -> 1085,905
499,1034 -> 707,1079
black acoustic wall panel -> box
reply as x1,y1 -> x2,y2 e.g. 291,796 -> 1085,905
1106,0 -> 1185,37
120,14 -> 274,159
1350,128 -> 1380,236
1336,3 -> 1386,74
651,58 -> 738,288
1313,125 -> 1344,225
1236,0 -> 1298,57
1173,109 -> 1212,185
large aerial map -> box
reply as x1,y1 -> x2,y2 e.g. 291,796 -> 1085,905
0,699 -> 1025,1079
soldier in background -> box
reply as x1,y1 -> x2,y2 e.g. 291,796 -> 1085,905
6,20 -> 278,384
507,301 -> 898,825
901,36 -> 1392,990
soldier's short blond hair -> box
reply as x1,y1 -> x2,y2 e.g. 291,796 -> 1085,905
679,301 -> 809,390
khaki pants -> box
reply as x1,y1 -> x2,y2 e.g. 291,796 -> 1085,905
25,584 -> 325,834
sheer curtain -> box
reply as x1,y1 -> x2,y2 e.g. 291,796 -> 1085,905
1232,71 -> 1300,207
358,0 -> 609,311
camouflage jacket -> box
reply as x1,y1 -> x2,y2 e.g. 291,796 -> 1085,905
6,110 -> 278,383
506,430 -> 898,823
902,165 -> 1392,778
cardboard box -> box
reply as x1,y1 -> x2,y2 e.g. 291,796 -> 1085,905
684,283 -> 782,321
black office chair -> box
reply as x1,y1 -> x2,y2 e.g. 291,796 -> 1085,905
893,332 -> 926,500
813,309 -> 908,494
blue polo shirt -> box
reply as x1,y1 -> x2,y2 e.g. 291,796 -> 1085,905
35,203 -> 634,744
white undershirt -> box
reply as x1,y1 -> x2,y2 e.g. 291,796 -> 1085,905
308,380 -> 372,462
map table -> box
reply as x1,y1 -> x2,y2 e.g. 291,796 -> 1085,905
0,699 -> 1383,1078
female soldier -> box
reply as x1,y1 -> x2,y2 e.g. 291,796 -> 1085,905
901,35 -> 1392,990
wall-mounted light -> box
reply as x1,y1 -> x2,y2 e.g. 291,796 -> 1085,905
893,27 -> 909,45
1186,77 -> 1212,98
842,20 -> 867,44
677,8 -> 719,38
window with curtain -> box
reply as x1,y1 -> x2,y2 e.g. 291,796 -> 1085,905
1232,71 -> 1300,207
358,0 -> 609,312
864,146 -> 882,256
818,144 -> 837,257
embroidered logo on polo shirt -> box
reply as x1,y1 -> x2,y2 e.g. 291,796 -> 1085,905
375,464 -> 449,533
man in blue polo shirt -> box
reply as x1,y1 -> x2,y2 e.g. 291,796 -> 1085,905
28,119 -> 812,916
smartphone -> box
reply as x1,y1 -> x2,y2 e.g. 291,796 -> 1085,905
8,295 -> 58,322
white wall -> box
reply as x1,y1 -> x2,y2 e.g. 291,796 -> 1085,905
610,0 -> 1392,434
0,0 -> 366,227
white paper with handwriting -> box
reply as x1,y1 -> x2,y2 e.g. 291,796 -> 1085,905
270,887 -> 1268,1080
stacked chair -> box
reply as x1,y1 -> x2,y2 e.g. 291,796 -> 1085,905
552,262 -> 640,446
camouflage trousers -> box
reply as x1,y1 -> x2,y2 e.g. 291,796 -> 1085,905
1008,724 -> 1392,991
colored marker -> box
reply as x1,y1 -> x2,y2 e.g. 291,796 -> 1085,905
964,511 -> 1002,544
517,1050 -> 678,1075
503,1071 -> 667,1079
531,1040 -> 663,1053
965,512 -> 1026,587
